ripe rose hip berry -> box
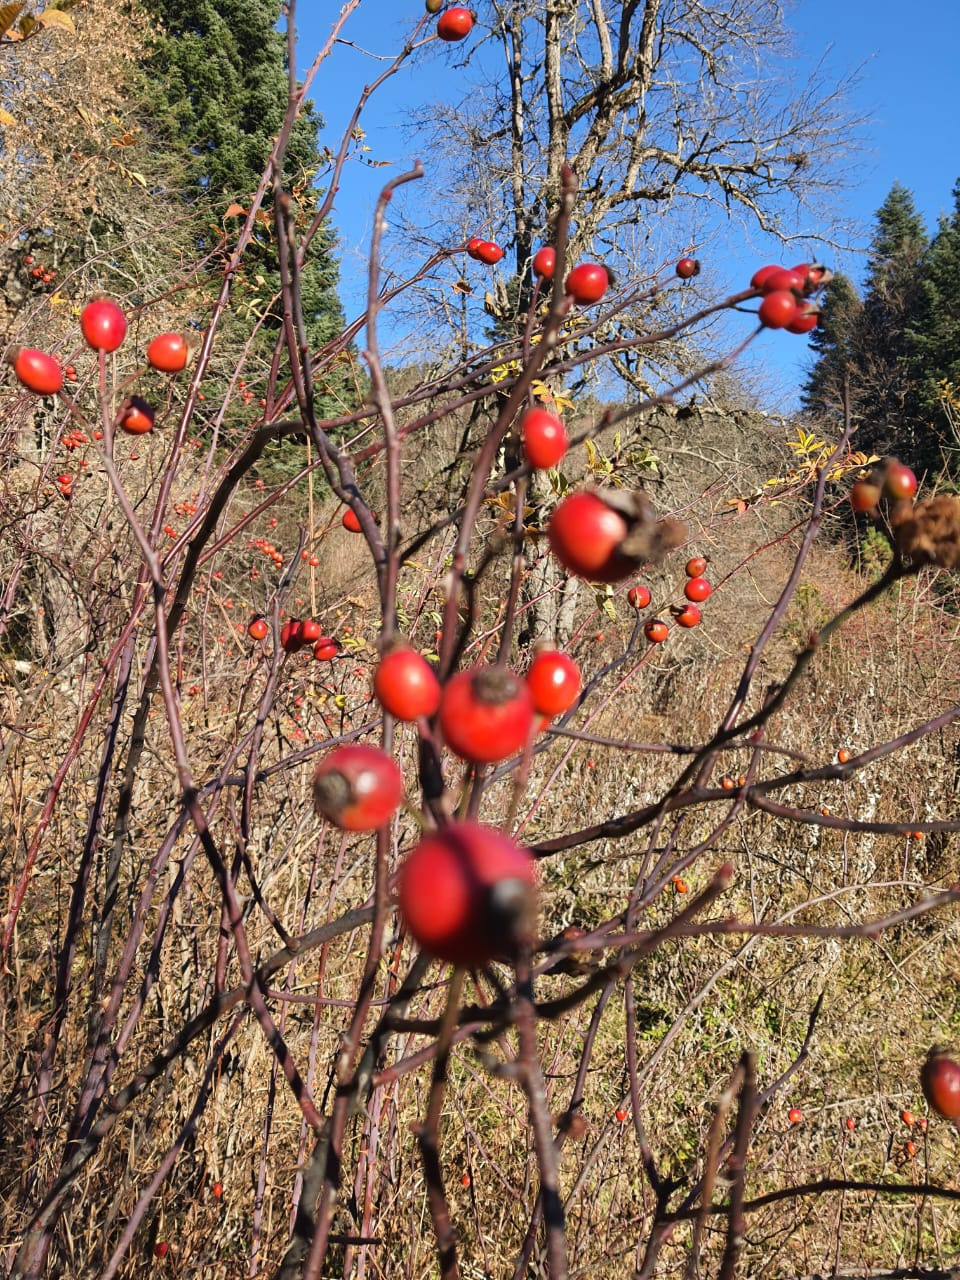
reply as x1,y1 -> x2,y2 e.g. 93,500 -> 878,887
675,256 -> 700,279
644,619 -> 668,644
522,407 -> 568,469
313,637 -> 339,661
845,1116 -> 856,1132
837,747 -> 851,764
627,583 -> 651,609
80,297 -> 127,352
473,240 -> 504,265
787,1107 -> 803,1125
685,556 -> 707,578
565,262 -> 609,304
436,6 -> 474,40
526,649 -> 581,717
684,576 -> 711,603
298,620 -> 324,644
850,479 -> 881,512
786,304 -> 820,335
11,347 -> 63,395
758,290 -> 800,329
311,744 -> 403,831
154,1241 -> 170,1258
466,236 -> 485,259
439,666 -> 534,763
673,603 -> 701,628
884,461 -> 917,501
396,821 -> 537,966
247,616 -> 269,641
900,1109 -> 914,1126
547,491 -> 631,583
615,1108 -> 628,1123
760,266 -> 805,294
921,1047 -> 960,1123
147,332 -> 189,373
120,397 -> 155,435
532,246 -> 556,279
280,620 -> 304,652
750,264 -> 782,290
374,646 -> 441,721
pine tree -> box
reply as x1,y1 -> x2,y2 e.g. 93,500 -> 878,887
855,183 -> 928,458
138,0 -> 345,372
801,272 -> 863,421
909,179 -> 960,470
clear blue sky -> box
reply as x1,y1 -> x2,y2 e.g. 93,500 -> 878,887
297,0 -> 960,408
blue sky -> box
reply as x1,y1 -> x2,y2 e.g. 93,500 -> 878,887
299,1 -> 960,407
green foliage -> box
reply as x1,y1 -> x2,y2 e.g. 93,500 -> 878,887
137,0 -> 347,408
909,181 -> 960,446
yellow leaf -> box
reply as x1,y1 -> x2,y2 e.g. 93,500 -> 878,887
37,8 -> 74,32
76,104 -> 94,126
0,2 -> 23,39
0,107 -> 15,126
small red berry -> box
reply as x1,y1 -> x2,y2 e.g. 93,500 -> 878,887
80,297 -> 127,352
313,638 -> 339,661
247,616 -> 269,641
615,1108 -> 628,1123
299,620 -> 324,644
532,246 -> 556,279
526,650 -> 581,717
439,666 -> 534,763
397,821 -> 536,966
342,507 -> 362,532
787,1107 -> 803,1125
675,257 -> 700,279
211,1181 -> 223,1197
837,748 -> 851,764
750,264 -> 781,290
900,1109 -> 914,1127
685,556 -> 708,578
11,347 -> 63,395
673,603 -> 701,628
473,240 -> 504,265
120,397 -> 155,436
280,620 -> 304,653
850,480 -> 881,513
461,1173 -> 471,1187
786,305 -> 820,335
547,491 -> 631,583
644,619 -> 668,644
522,407 -> 568,469
565,262 -> 609,304
147,332 -> 189,373
845,1116 -> 856,1131
760,266 -> 805,294
758,290 -> 800,329
884,461 -> 917,501
921,1048 -> 960,1123
436,6 -> 474,40
154,1241 -> 170,1258
627,583 -> 651,610
684,576 -> 711,603
311,744 -> 403,831
905,1140 -> 918,1157
374,646 -> 441,721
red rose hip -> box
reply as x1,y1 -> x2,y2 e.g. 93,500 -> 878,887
311,744 -> 403,831
397,821 -> 537,966
439,665 -> 534,763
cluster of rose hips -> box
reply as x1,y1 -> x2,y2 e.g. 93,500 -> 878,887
248,536 -> 285,571
308,644 -> 586,965
23,254 -> 57,286
625,556 -> 713,645
750,261 -> 830,333
850,459 -> 918,513
261,616 -> 340,661
8,298 -> 190,425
